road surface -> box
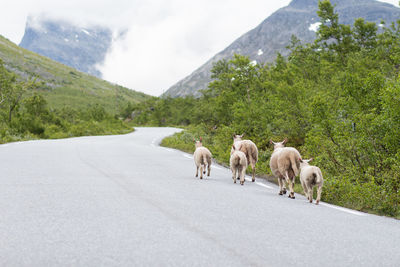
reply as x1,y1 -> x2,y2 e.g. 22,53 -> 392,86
0,127 -> 399,266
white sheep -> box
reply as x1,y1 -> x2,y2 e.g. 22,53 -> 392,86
193,138 -> 212,179
269,138 -> 301,199
299,158 -> 324,204
230,144 -> 248,185
232,134 -> 258,182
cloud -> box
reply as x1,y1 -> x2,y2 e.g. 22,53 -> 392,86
98,0 -> 293,95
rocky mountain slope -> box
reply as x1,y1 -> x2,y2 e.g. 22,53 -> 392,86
0,34 -> 149,112
164,0 -> 400,97
19,16 -> 112,78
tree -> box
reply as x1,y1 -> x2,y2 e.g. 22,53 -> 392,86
353,18 -> 377,49
24,93 -> 48,117
316,0 -> 354,60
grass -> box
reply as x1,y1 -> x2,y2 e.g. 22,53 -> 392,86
0,35 -> 151,113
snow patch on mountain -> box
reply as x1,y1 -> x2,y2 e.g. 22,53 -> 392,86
81,29 -> 91,36
309,22 -> 321,32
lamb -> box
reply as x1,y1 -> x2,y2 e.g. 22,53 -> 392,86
232,134 -> 258,182
230,144 -> 248,185
299,158 -> 324,204
193,137 -> 212,179
269,139 -> 301,199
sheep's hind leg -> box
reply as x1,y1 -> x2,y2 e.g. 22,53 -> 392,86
240,167 -> 246,185
281,176 -> 287,194
308,186 -> 313,203
207,164 -> 211,176
251,162 -> 256,182
316,185 -> 322,205
300,179 -> 307,200
199,165 -> 203,179
285,172 -> 295,199
278,178 -> 284,195
195,166 -> 199,177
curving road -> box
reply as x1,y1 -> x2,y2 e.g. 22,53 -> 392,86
0,127 -> 399,266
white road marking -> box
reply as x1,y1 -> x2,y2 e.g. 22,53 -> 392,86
183,154 -> 193,160
319,202 -> 368,216
255,182 -> 273,189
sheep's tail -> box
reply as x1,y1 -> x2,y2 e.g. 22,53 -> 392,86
232,154 -> 240,166
290,154 -> 300,176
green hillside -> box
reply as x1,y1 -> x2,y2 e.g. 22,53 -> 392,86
0,35 -> 149,112
0,35 -> 152,143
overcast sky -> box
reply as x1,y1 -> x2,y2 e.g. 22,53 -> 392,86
0,0 -> 398,96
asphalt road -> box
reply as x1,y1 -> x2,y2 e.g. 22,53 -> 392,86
0,127 -> 399,266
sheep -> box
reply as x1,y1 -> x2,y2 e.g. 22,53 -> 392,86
232,134 -> 258,182
193,137 -> 212,179
299,158 -> 324,204
269,139 -> 287,195
230,144 -> 248,185
269,138 -> 301,199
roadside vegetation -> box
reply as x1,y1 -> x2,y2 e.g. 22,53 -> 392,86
0,59 -> 134,143
126,1 -> 400,218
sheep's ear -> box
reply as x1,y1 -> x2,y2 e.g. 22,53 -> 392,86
299,158 -> 303,163
309,158 -> 314,163
193,138 -> 196,143
282,138 -> 288,144
240,133 -> 245,138
269,139 -> 274,145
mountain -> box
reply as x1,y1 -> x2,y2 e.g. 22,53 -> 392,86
0,34 -> 150,112
19,16 -> 112,78
164,0 -> 400,97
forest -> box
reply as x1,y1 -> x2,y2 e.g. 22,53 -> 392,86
127,1 -> 400,217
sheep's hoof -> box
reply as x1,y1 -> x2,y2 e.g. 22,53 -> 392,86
240,181 -> 244,185
252,178 -> 255,182
282,189 -> 287,194
195,174 -> 198,177
200,177 -> 203,179
316,200 -> 320,205
309,199 -> 313,203
234,180 -> 236,184
237,177 -> 240,180
279,191 -> 283,195
288,194 -> 295,199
